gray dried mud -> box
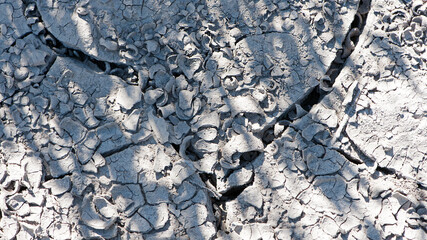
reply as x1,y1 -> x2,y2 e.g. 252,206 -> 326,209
0,0 -> 426,239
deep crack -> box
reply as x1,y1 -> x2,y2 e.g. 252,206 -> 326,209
25,0 -> 135,81
6,0 -> 426,239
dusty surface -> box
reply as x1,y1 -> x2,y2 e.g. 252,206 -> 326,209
0,0 -> 426,239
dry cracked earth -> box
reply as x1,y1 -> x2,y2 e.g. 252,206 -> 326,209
0,0 -> 426,239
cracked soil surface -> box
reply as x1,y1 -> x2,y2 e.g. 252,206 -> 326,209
0,0 -> 426,239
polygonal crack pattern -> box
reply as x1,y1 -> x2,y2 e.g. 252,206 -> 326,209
0,0 -> 426,239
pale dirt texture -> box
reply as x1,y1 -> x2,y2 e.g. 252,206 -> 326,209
0,0 -> 426,239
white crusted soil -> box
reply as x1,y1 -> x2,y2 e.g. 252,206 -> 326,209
0,0 -> 426,239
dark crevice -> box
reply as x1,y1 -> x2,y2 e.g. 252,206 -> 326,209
39,54 -> 57,75
185,146 -> 202,161
234,35 -> 247,46
201,167 -> 255,231
259,0 -> 371,146
299,87 -> 322,112
171,143 -> 180,153
24,2 -> 135,80
199,173 -> 217,188
204,2 -> 374,213
219,183 -> 251,202
376,166 -> 396,175
417,182 -> 427,190
2,180 -> 19,192
343,132 -> 376,165
260,85 -> 321,146
261,128 -> 275,145
200,172 -> 229,232
11,32 -> 33,47
16,1 -> 376,235
17,184 -> 28,194
323,0 -> 371,88
219,167 -> 255,202
100,143 -> 135,158
45,172 -> 73,181
211,197 -> 228,232
44,35 -> 130,79
43,174 -> 53,182
351,13 -> 363,30
335,148 -> 363,164
239,151 -> 261,165
0,32 -> 33,56
234,28 -> 293,47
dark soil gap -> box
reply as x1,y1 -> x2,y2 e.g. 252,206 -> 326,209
220,185 -> 247,201
299,87 -> 321,112
323,0 -> 371,88
261,128 -> 275,145
219,170 -> 255,202
44,174 -> 53,181
239,151 -> 261,164
171,143 -> 180,153
185,146 -> 200,161
24,2 -> 375,231
25,2 -> 133,79
199,173 -> 217,188
100,143 -> 134,158
18,184 -> 28,193
335,148 -> 363,165
376,166 -> 395,175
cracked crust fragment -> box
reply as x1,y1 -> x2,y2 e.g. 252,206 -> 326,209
2,0 -> 426,239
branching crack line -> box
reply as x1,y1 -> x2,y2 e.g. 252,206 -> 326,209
15,1 -> 387,236
209,0 -> 374,207
27,3 -> 134,80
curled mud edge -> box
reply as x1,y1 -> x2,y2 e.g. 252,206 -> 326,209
29,0 -> 373,233
200,0 -> 374,232
4,0 -> 426,239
